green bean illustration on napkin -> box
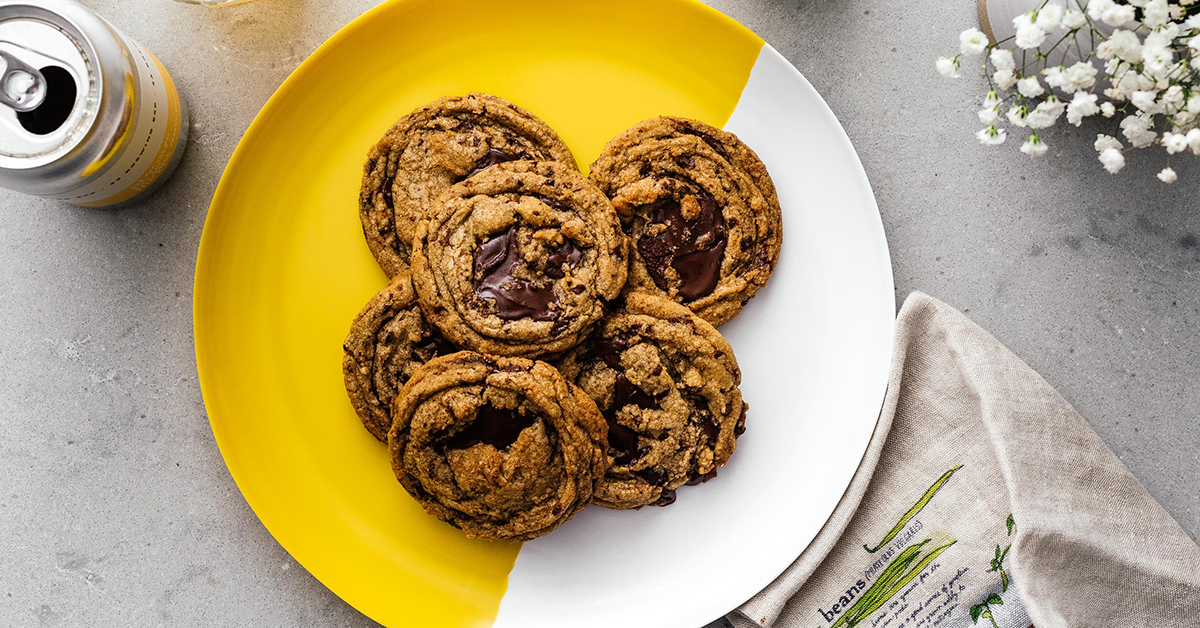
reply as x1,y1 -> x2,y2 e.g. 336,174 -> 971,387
863,465 -> 962,553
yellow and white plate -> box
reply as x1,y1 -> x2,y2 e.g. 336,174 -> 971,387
193,0 -> 894,626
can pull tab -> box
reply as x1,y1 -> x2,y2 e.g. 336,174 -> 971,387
0,49 -> 47,113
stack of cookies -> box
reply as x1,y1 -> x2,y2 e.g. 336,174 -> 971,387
343,93 -> 782,541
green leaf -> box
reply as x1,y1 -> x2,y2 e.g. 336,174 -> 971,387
987,593 -> 1004,605
999,544 -> 1010,564
994,544 -> 1002,560
970,605 -> 983,622
1006,513 -> 1015,535
1000,569 -> 1009,592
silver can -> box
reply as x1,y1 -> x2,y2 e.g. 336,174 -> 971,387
0,0 -> 188,207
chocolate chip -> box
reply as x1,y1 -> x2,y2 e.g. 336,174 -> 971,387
652,489 -> 677,507
443,405 -> 536,451
638,468 -> 668,485
686,468 -> 718,486
466,147 -> 520,179
417,333 -> 456,358
544,239 -> 582,279
635,191 -> 726,301
474,226 -> 559,321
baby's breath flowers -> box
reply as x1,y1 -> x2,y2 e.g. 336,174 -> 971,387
939,0 -> 1200,182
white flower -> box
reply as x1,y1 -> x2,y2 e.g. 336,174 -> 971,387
1120,114 -> 1158,147
1163,85 -> 1185,110
1188,14 -> 1200,29
1190,35 -> 1200,53
977,126 -> 1008,145
1163,132 -> 1190,154
1101,102 -> 1117,117
1171,4 -> 1185,19
1036,3 -> 1064,29
1143,0 -> 1170,27
990,48 -> 1015,72
1094,134 -> 1123,152
1187,128 -> 1200,154
1021,134 -> 1049,156
1018,76 -> 1045,97
1189,95 -> 1200,115
1027,99 -> 1066,128
1067,92 -> 1100,125
1176,111 -> 1196,128
1130,90 -> 1160,112
994,69 -> 1018,89
1062,7 -> 1087,29
1087,0 -> 1136,26
1044,61 -> 1099,94
1007,104 -> 1029,127
983,90 -> 1001,108
979,107 -> 1000,125
937,57 -> 960,78
1142,44 -> 1174,78
1127,0 -> 1148,7
960,28 -> 989,55
1098,147 -> 1126,173
1016,23 -> 1048,48
1157,167 -> 1178,183
1097,30 -> 1143,63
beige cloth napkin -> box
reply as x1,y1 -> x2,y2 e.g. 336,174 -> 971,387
730,292 -> 1200,628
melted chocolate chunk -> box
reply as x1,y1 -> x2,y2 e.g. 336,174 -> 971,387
636,192 -> 726,301
607,418 -> 640,465
686,468 -> 718,486
444,405 -> 536,451
417,333 -> 456,358
466,147 -> 520,179
544,239 -> 582,279
474,226 -> 558,321
652,489 -> 677,507
603,373 -> 663,465
535,195 -> 571,212
589,338 -> 628,370
614,373 -> 659,411
638,468 -> 667,486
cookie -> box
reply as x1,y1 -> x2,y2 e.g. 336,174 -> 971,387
360,93 -> 578,277
411,160 -> 628,358
557,293 -> 746,509
388,352 -> 608,540
342,270 -> 458,441
588,116 -> 782,327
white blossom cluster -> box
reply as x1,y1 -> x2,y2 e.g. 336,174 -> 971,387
938,0 -> 1200,182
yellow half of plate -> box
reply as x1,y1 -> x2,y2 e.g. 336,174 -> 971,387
193,1 -> 763,626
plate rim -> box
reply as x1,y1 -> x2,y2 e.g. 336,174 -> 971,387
192,2 -> 896,625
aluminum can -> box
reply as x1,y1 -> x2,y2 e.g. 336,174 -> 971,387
0,0 -> 188,207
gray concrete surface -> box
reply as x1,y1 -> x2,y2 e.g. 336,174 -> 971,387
1,0 -> 1196,626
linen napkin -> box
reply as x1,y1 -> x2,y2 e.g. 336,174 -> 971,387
730,292 -> 1200,628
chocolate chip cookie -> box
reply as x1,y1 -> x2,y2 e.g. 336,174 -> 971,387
342,270 -> 458,441
588,116 -> 782,327
388,352 -> 608,540
557,293 -> 746,509
411,160 -> 628,357
360,93 -> 577,277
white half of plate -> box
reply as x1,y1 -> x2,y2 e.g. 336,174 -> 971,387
494,44 -> 895,628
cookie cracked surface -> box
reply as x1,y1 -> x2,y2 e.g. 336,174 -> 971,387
387,352 -> 608,540
412,160 -> 628,357
360,93 -> 577,277
588,116 -> 781,327
342,270 -> 458,441
557,293 -> 746,509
